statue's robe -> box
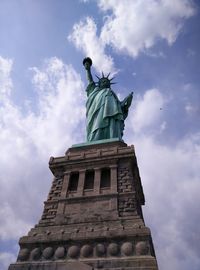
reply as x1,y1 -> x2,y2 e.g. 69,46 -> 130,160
86,82 -> 125,141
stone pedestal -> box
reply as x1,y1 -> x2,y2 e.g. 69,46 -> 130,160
9,141 -> 158,270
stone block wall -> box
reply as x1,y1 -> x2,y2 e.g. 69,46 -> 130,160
9,141 -> 158,270
39,176 -> 64,226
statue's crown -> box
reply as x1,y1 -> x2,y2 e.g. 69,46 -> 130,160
96,72 -> 115,85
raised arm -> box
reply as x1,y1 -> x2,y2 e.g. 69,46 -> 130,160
83,57 -> 94,84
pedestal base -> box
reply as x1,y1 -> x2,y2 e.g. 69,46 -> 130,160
9,141 -> 158,270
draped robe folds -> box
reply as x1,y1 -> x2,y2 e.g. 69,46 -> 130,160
86,82 -> 125,142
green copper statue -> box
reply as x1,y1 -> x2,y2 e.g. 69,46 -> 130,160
83,57 -> 133,142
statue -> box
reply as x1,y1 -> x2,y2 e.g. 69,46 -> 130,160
83,57 -> 133,142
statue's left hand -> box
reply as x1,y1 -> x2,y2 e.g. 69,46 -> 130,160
121,92 -> 133,120
123,92 -> 133,108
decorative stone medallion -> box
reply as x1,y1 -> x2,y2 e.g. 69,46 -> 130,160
55,246 -> 65,259
43,247 -> 54,259
81,245 -> 93,257
121,242 -> 133,256
30,248 -> 41,261
68,245 -> 80,258
135,241 -> 149,255
95,243 -> 106,257
18,248 -> 29,261
108,243 -> 119,256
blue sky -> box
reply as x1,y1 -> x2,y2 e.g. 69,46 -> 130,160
0,1 -> 199,269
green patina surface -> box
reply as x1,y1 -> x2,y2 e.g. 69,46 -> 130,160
83,57 -> 133,142
71,138 -> 123,148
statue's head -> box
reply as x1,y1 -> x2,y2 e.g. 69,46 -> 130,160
97,72 -> 115,89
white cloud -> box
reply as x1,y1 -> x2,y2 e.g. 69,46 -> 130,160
69,0 -> 194,75
0,56 -> 13,99
68,17 -> 116,74
0,56 -> 86,244
185,103 -> 198,115
80,0 -> 90,2
1,55 -> 199,270
160,121 -> 167,132
125,89 -> 200,269
131,88 -> 166,132
144,50 -> 166,58
29,57 -> 86,157
0,203 -> 32,240
128,133 -> 200,270
99,0 -> 195,57
0,252 -> 16,270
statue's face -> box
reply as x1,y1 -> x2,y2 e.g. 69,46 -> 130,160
99,78 -> 110,89
84,61 -> 90,69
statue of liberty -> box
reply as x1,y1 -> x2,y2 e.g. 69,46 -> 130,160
83,57 -> 133,142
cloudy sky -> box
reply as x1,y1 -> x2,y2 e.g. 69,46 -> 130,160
0,0 -> 199,269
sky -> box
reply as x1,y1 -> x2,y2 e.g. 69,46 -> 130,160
0,0 -> 199,269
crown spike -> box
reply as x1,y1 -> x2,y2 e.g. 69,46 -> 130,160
95,75 -> 101,80
106,72 -> 110,78
102,71 -> 105,78
110,76 -> 115,81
